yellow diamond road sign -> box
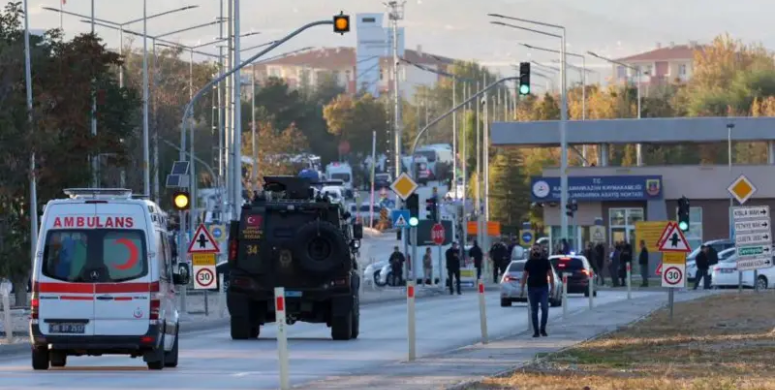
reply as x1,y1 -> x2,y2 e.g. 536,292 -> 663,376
728,174 -> 757,204
390,173 -> 418,200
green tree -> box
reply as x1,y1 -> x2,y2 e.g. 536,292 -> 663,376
323,93 -> 388,160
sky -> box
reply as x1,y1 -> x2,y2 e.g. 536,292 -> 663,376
25,0 -> 775,83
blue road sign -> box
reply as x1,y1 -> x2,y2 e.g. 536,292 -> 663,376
391,209 -> 411,228
522,231 -> 533,244
211,226 -> 223,239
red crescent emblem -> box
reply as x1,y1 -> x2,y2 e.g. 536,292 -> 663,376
112,238 -> 139,270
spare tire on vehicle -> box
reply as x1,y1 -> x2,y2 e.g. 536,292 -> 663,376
294,220 -> 349,274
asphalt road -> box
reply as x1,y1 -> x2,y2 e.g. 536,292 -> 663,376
0,289 -> 657,389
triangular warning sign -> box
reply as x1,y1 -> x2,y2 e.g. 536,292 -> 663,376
188,224 -> 221,253
394,215 -> 407,227
657,222 -> 691,253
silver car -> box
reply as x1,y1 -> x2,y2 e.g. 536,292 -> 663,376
499,260 -> 563,307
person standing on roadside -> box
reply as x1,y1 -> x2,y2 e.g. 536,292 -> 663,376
469,240 -> 484,281
594,242 -> 606,286
520,245 -> 555,338
609,243 -> 621,287
489,240 -> 509,283
446,242 -> 462,295
388,246 -> 405,287
694,245 -> 711,290
423,247 -> 433,286
639,240 -> 649,287
619,241 -> 633,287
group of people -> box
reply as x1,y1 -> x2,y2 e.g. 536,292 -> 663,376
579,240 -> 651,287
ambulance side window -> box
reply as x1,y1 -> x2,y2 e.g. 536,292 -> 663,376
156,232 -> 171,280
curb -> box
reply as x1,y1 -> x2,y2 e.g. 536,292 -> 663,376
443,292 -> 714,390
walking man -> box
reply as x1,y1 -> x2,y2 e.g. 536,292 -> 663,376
446,242 -> 462,295
694,245 -> 711,290
639,240 -> 649,287
469,241 -> 484,281
520,245 -> 555,338
388,246 -> 405,287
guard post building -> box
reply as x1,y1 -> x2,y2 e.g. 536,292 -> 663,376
493,116 -> 775,276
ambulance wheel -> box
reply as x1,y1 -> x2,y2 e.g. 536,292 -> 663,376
164,329 -> 179,368
50,351 -> 67,367
31,348 -> 49,370
230,317 -> 251,340
146,335 -> 166,370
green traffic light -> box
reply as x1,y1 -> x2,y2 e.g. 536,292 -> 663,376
409,217 -> 419,227
519,84 -> 530,95
679,221 -> 689,231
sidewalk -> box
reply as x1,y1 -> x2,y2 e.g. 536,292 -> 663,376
301,290 -> 716,390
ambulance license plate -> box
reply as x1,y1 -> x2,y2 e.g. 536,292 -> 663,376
49,322 -> 85,334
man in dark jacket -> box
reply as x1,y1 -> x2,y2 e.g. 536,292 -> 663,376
520,244 -> 555,337
638,240 -> 649,287
388,246 -> 405,287
446,242 -> 462,295
694,245 -> 711,290
489,241 -> 509,283
610,243 -> 621,287
619,242 -> 633,287
594,242 -> 606,286
469,241 -> 484,281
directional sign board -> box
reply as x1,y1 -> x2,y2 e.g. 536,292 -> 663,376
390,173 -> 418,201
733,205 -> 773,271
391,209 -> 410,228
657,222 -> 691,253
192,253 -> 217,290
727,175 -> 757,205
188,224 -> 221,254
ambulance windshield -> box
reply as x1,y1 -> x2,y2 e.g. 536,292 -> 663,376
42,230 -> 148,283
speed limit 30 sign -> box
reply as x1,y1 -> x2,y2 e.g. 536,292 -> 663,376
661,264 -> 685,288
193,253 -> 217,290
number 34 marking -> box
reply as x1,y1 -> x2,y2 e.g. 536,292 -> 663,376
246,245 -> 258,255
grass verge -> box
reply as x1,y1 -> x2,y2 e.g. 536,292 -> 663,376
467,292 -> 775,390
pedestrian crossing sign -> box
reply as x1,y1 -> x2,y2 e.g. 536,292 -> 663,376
188,224 -> 221,253
391,209 -> 410,228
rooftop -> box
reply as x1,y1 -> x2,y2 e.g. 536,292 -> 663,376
615,42 -> 703,63
257,46 -> 454,70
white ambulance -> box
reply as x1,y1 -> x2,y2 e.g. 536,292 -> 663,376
29,188 -> 190,370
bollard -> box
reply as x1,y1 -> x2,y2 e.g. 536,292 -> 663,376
477,279 -> 488,344
407,280 -> 416,362
218,274 -> 226,318
562,275 -> 568,319
275,287 -> 290,390
626,263 -> 632,300
1,290 -> 11,344
588,274 -> 594,310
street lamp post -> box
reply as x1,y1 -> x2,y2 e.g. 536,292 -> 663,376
490,14 -> 569,243
587,51 -> 644,166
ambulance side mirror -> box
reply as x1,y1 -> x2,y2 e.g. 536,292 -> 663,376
174,264 -> 191,285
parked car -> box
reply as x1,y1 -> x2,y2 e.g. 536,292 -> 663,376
364,260 -> 388,287
711,252 -> 774,290
549,255 -> 597,297
499,260 -> 563,307
686,239 -> 735,282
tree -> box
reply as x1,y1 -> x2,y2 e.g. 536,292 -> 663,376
0,2 -> 141,301
323,93 -> 387,161
241,122 -> 310,192
489,148 -> 529,229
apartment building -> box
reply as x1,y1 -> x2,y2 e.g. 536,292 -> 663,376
246,46 -> 454,101
613,41 -> 702,92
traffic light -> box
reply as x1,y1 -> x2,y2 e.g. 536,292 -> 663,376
172,190 -> 190,211
406,193 -> 419,220
677,196 -> 690,232
565,199 -> 578,218
426,196 -> 438,222
518,62 -> 531,95
333,12 -> 350,34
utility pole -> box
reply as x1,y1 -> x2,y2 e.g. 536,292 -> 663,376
233,0 -> 243,219
387,1 -> 405,181
225,0 -> 233,218
217,0 -> 225,211
452,77 -> 457,197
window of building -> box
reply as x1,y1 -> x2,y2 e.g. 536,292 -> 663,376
675,206 -> 703,250
609,208 -> 644,245
679,64 -> 687,76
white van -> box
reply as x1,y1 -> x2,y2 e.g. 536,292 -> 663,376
29,188 -> 190,370
325,162 -> 354,191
